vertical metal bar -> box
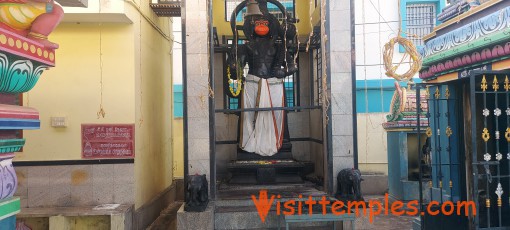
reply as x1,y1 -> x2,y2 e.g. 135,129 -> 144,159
426,84 -> 433,213
324,0 -> 334,194
181,0 -> 189,204
309,51 -> 314,106
350,0 -> 358,170
417,84 -> 424,230
471,75 -> 480,229
483,78 -> 490,228
434,86 -> 444,203
494,75 -> 501,227
446,87 -> 454,200
487,171 -> 490,228
208,0 -> 216,200
222,36 -> 228,110
497,163 -> 502,227
507,77 -> 510,209
296,56 -> 301,107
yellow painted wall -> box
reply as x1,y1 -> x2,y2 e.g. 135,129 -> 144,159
17,23 -> 136,161
213,0 -> 312,37
16,0 -> 174,210
357,113 -> 389,175
125,0 -> 174,208
172,118 -> 184,178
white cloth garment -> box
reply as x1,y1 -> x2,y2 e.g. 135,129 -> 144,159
240,74 -> 285,156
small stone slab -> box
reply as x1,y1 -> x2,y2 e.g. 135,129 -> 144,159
17,204 -> 132,218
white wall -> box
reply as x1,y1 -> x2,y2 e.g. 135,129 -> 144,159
355,0 -> 411,81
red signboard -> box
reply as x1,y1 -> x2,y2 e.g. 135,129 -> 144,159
81,124 -> 135,159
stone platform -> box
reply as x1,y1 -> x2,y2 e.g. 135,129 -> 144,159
174,184 -> 417,230
227,159 -> 314,184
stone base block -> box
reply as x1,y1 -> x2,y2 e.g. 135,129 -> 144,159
342,209 -> 370,230
360,174 -> 388,195
177,202 -> 214,230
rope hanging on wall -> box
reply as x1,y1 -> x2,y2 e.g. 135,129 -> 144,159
97,4 -> 106,119
382,0 -> 423,82
383,36 -> 422,82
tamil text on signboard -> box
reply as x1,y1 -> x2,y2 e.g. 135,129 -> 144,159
81,124 -> 135,159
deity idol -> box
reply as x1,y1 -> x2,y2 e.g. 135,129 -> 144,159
0,0 -> 64,49
227,0 -> 298,156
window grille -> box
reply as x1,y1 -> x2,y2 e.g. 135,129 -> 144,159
315,47 -> 323,106
406,3 -> 436,47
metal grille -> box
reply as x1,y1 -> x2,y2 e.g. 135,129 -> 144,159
416,72 -> 510,229
225,0 -> 294,22
316,47 -> 323,106
416,83 -> 468,229
471,74 -> 510,229
406,3 -> 436,47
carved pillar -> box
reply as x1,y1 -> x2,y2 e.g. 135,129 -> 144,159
0,28 -> 56,227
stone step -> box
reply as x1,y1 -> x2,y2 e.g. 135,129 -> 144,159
214,208 -> 332,230
215,196 -> 335,207
216,183 -> 327,201
214,196 -> 340,229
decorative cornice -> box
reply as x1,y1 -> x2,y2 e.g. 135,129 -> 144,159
0,52 -> 49,94
423,0 -> 504,41
0,104 -> 39,120
421,6 -> 510,59
0,28 -> 55,67
383,82 -> 428,130
437,0 -> 471,22
0,139 -> 25,154
150,2 -> 181,17
0,105 -> 40,129
420,42 -> 510,79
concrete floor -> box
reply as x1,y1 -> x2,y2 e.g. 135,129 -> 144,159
150,192 -> 416,230
355,195 -> 415,230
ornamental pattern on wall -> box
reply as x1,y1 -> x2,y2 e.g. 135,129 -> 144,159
0,53 -> 48,93
0,153 -> 17,200
420,6 -> 510,58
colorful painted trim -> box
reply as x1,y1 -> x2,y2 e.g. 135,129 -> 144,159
0,2 -> 48,31
424,59 -> 510,83
422,27 -> 510,67
0,197 -> 20,221
0,52 -> 49,94
437,0 -> 471,22
0,28 -> 55,66
0,104 -> 39,120
383,121 -> 429,130
421,6 -> 510,59
0,139 -> 24,153
420,42 -> 510,79
0,119 -> 40,130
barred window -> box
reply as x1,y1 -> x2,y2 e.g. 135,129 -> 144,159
225,0 -> 295,22
406,3 -> 436,47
